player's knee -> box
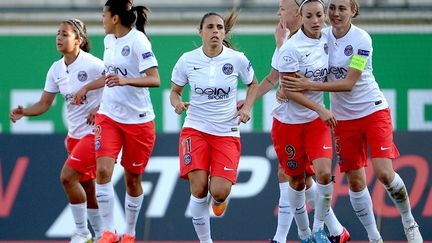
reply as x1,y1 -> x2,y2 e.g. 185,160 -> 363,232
210,187 -> 230,202
376,170 -> 394,185
315,170 -> 332,184
277,168 -> 290,182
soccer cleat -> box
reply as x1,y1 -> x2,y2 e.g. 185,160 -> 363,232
404,222 -> 423,243
120,234 -> 135,243
300,235 -> 316,243
328,227 -> 351,243
268,240 -> 280,243
369,238 -> 383,243
70,231 -> 93,243
314,229 -> 331,243
97,231 -> 119,243
211,198 -> 227,216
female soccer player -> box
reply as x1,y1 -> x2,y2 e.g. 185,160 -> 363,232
95,0 -> 160,242
10,19 -> 104,243
170,11 -> 258,243
274,0 -> 336,242
256,0 -> 349,242
281,0 -> 423,242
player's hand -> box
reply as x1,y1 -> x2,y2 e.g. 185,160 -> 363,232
10,105 -> 24,123
317,107 -> 337,129
275,20 -> 287,49
236,99 -> 245,111
105,74 -> 127,87
281,73 -> 310,92
86,107 -> 99,125
235,106 -> 251,124
275,86 -> 288,103
73,86 -> 88,105
174,102 -> 190,115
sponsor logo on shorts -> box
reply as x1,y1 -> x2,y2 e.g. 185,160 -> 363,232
323,145 -> 332,150
380,146 -> 391,151
183,153 -> 192,165
132,162 -> 144,167
223,166 -> 234,171
70,155 -> 81,161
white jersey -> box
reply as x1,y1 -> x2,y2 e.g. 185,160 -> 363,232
44,51 -> 104,139
326,25 -> 388,120
171,46 -> 255,137
271,32 -> 290,69
99,28 -> 158,124
274,29 -> 329,124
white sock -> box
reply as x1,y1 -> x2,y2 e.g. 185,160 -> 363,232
349,188 -> 381,241
87,208 -> 102,239
124,193 -> 144,236
96,182 -> 115,233
273,182 -> 293,242
70,202 -> 89,235
384,173 -> 415,228
306,181 -> 343,236
190,195 -> 212,243
288,186 -> 311,240
313,182 -> 333,233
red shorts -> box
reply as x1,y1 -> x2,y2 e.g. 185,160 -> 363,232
95,114 -> 156,174
179,128 -> 241,184
271,117 -> 332,177
335,108 -> 400,172
65,134 -> 96,182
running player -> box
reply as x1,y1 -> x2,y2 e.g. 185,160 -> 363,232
95,0 -> 160,243
281,0 -> 423,242
170,10 -> 258,243
10,19 -> 104,243
274,0 -> 336,242
255,0 -> 349,242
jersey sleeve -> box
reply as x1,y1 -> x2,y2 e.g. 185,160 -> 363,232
270,47 -> 279,70
91,56 -> 106,77
171,55 -> 188,87
43,64 -> 59,93
133,35 -> 158,73
277,44 -> 300,73
237,52 -> 255,85
349,34 -> 373,71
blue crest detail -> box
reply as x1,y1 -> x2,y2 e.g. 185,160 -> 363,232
222,63 -> 234,75
77,71 -> 88,82
121,45 -> 131,56
183,153 -> 192,165
344,45 -> 353,56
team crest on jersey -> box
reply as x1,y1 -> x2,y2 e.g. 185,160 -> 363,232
324,43 -> 329,55
222,63 -> 234,75
344,45 -> 353,56
183,153 -> 192,165
95,140 -> 101,151
287,160 -> 298,170
77,71 -> 88,82
121,45 -> 131,56
285,145 -> 295,159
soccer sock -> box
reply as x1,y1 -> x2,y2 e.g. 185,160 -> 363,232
70,202 -> 89,235
384,173 -> 415,227
96,182 -> 115,233
273,182 -> 293,242
349,188 -> 381,241
190,195 -> 212,243
313,182 -> 333,233
87,208 -> 102,239
305,181 -> 343,236
288,185 -> 311,240
124,193 -> 144,236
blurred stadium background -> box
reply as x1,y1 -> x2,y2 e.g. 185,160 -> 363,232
0,0 -> 431,242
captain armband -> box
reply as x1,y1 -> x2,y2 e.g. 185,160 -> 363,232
348,54 -> 368,71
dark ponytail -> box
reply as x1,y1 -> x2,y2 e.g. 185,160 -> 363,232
105,0 -> 150,36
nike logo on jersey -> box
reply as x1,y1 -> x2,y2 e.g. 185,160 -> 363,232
223,166 -> 235,171
70,155 -> 81,161
323,145 -> 332,150
132,162 -> 144,167
380,146 -> 391,151
193,67 -> 202,70
305,53 -> 311,57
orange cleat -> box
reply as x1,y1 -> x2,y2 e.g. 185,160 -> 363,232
211,198 -> 227,216
120,234 -> 135,243
328,227 -> 350,243
98,231 -> 119,243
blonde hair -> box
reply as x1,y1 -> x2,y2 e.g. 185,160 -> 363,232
350,0 -> 360,18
